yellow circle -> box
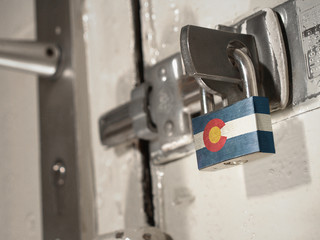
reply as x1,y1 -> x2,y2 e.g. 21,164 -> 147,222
209,126 -> 221,143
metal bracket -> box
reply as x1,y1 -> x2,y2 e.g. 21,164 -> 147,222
147,54 -> 196,164
218,8 -> 289,111
99,53 -> 200,164
180,25 -> 260,109
180,8 -> 289,112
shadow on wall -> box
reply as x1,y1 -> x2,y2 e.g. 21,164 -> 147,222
124,148 -> 146,229
243,117 -> 311,197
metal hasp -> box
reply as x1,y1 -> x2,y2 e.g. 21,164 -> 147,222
36,0 -> 95,239
181,8 -> 289,112
181,25 -> 260,109
222,8 -> 289,111
100,8 -> 289,166
99,53 -> 199,164
0,40 -> 60,77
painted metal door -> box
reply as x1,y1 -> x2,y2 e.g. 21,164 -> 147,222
139,0 -> 320,239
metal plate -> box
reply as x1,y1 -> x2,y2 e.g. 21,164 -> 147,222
180,25 -> 260,107
219,8 -> 289,111
269,0 -> 320,106
181,25 -> 259,84
36,0 -> 94,239
294,0 -> 320,102
146,54 -> 195,164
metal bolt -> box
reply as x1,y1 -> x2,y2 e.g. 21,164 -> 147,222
164,120 -> 174,136
52,160 -> 66,186
159,68 -> 167,81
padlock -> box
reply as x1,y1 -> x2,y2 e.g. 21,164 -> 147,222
191,42 -> 275,171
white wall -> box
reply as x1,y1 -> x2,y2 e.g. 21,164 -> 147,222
0,0 -> 42,239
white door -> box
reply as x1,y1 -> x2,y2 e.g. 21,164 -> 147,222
139,0 -> 320,239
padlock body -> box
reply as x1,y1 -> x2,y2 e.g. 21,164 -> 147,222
192,96 -> 275,171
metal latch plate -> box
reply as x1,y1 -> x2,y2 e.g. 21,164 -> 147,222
218,8 -> 289,112
146,54 -> 195,164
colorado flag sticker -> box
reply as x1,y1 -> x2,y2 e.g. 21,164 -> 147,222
192,96 -> 275,171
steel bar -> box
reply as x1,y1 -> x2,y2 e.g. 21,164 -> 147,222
99,102 -> 135,147
200,88 -> 214,115
0,40 -> 60,77
100,76 -> 200,147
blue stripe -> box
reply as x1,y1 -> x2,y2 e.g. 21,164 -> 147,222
196,131 -> 275,170
192,96 -> 270,134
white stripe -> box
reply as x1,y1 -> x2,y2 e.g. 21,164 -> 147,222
193,113 -> 272,151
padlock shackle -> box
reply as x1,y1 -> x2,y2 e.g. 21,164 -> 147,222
200,88 -> 214,115
197,45 -> 259,115
228,47 -> 258,98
